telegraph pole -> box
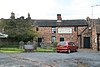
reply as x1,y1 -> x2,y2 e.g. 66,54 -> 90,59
91,4 -> 100,19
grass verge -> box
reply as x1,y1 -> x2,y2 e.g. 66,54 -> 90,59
0,47 -> 55,53
0,48 -> 23,53
36,47 -> 55,52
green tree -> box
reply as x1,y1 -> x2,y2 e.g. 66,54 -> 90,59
4,18 -> 38,41
0,19 -> 6,32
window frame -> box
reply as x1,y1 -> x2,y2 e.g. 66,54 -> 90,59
52,27 -> 56,33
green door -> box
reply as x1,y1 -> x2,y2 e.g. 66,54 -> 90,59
84,37 -> 90,48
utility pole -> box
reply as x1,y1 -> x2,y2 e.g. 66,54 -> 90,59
91,4 -> 100,19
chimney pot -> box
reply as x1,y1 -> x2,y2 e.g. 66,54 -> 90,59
57,14 -> 61,16
57,14 -> 62,22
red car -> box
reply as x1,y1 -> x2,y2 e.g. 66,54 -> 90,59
56,41 -> 78,53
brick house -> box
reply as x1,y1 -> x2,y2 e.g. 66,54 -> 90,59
32,14 -> 90,48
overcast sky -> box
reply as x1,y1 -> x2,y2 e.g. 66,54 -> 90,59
0,0 -> 100,19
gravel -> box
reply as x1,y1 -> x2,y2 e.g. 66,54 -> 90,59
0,50 -> 100,67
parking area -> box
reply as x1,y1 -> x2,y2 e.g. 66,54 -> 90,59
0,49 -> 100,67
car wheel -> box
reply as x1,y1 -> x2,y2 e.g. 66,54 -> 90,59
75,49 -> 78,52
68,49 -> 71,53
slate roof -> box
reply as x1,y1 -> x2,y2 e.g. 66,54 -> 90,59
32,19 -> 88,27
95,19 -> 100,34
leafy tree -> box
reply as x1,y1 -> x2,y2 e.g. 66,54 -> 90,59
0,19 -> 6,32
4,18 -> 38,41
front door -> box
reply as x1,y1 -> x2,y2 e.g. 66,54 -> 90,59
97,34 -> 100,51
84,37 -> 90,48
38,38 -> 42,47
51,36 -> 56,43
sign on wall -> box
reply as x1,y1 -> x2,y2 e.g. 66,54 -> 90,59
58,28 -> 72,34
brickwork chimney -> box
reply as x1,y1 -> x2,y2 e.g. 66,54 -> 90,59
27,13 -> 31,19
57,14 -> 62,22
10,12 -> 15,19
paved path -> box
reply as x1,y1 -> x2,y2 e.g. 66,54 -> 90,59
0,49 -> 100,67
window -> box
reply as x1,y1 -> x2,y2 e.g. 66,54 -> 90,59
51,36 -> 56,43
52,27 -> 56,33
36,27 -> 39,31
60,37 -> 64,41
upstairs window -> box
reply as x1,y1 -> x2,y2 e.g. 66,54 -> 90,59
74,27 -> 77,32
52,27 -> 56,33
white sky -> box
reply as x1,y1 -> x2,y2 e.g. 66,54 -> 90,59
0,0 -> 100,19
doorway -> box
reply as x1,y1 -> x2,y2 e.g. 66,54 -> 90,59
97,34 -> 100,51
38,38 -> 42,47
84,37 -> 90,48
51,36 -> 56,43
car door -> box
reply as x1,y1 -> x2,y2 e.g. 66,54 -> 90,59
72,42 -> 76,51
68,42 -> 73,51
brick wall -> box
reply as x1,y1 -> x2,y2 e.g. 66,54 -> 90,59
36,27 -> 52,43
56,27 -> 77,42
35,26 -> 87,43
91,25 -> 97,50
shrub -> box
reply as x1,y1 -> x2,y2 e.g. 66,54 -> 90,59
52,41 -> 58,47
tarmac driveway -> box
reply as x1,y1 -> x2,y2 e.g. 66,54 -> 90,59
0,49 -> 100,67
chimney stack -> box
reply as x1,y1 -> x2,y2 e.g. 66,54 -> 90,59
57,14 -> 62,22
10,12 -> 15,19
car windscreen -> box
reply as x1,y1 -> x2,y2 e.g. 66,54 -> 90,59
57,42 -> 66,46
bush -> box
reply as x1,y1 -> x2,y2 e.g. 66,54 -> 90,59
52,41 -> 58,47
